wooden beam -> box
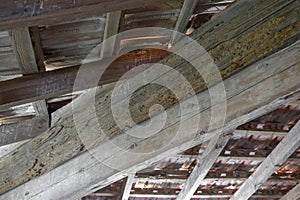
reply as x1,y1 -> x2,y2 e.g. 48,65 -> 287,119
1,39 -> 299,199
121,174 -> 135,200
0,49 -> 169,110
101,11 -> 122,58
176,135 -> 229,200
0,0 -> 299,198
0,140 -> 28,158
171,0 -> 198,43
0,0 -> 163,31
0,117 -> 48,146
230,120 -> 300,200
0,28 -> 49,145
280,184 -> 300,200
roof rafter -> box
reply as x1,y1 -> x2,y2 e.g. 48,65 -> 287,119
176,134 -> 229,200
230,120 -> 300,200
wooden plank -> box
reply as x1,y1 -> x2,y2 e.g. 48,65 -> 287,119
230,120 -> 300,200
0,117 -> 48,146
8,27 -> 49,143
0,0 -> 299,198
280,184 -> 300,200
121,174 -> 135,200
0,140 -> 28,158
1,0 -> 298,110
176,135 -> 229,200
1,39 -> 299,199
0,49 -> 170,110
171,0 -> 198,43
101,11 -> 122,58
0,0 -> 163,31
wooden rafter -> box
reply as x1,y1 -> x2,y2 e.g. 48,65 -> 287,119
280,183 -> 300,200
101,11 -> 122,58
0,0 -> 299,199
176,135 -> 229,200
121,174 -> 135,200
1,39 -> 299,199
230,120 -> 300,200
0,49 -> 169,110
171,0 -> 197,43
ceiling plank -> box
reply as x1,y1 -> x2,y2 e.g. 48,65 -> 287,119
280,183 -> 300,200
230,120 -> 300,200
1,39 -> 299,199
0,0 -> 163,31
121,174 -> 135,200
176,134 -> 229,200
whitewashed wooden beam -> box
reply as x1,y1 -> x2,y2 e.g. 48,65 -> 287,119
100,11 -> 122,58
121,174 -> 135,200
280,183 -> 300,200
0,140 -> 28,158
1,40 -> 299,199
171,0 -> 197,43
176,134 -> 229,200
230,120 -> 300,200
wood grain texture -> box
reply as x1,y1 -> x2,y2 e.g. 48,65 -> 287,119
1,40 -> 299,199
0,0 -> 299,198
0,0 -> 163,31
230,120 -> 300,200
280,184 -> 300,200
0,49 -> 170,110
176,135 -> 229,200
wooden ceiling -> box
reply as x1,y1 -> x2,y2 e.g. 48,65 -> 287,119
0,0 -> 299,200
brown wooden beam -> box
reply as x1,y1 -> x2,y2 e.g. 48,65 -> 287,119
0,0 -> 163,31
0,49 -> 170,110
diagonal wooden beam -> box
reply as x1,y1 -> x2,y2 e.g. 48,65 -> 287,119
101,11 -> 122,58
171,0 -> 198,43
230,120 -> 300,200
121,174 -> 135,200
1,40 -> 299,199
0,0 -> 299,198
0,0 -> 164,31
280,183 -> 300,200
176,134 -> 229,200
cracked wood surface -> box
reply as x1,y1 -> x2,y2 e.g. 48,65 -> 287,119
0,0 -> 299,198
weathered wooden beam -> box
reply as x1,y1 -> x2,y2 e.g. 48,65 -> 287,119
121,174 -> 135,200
0,0 -> 299,198
10,27 -> 49,117
0,140 -> 28,158
0,0 -> 163,31
1,38 -> 299,199
230,120 -> 300,200
0,117 -> 48,146
101,11 -> 122,58
171,0 -> 198,43
2,27 -> 49,146
280,184 -> 300,200
0,49 -> 170,110
176,135 -> 229,200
